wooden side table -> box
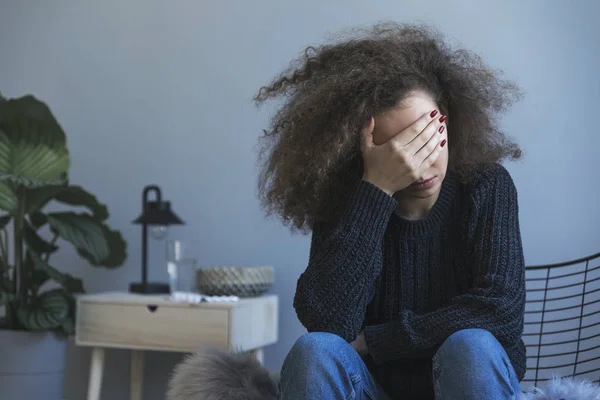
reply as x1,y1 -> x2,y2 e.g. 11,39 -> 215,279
75,292 -> 278,400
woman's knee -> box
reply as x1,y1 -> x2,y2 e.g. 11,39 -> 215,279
433,330 -> 520,398
434,329 -> 504,364
281,332 -> 354,380
280,332 -> 378,398
286,332 -> 349,363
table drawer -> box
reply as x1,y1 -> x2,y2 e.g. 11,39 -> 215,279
76,302 -> 229,352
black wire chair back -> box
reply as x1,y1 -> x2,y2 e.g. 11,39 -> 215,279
523,252 -> 600,387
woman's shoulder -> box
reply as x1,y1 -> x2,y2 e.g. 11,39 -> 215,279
463,163 -> 518,200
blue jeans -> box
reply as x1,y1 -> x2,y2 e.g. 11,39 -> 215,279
279,329 -> 522,399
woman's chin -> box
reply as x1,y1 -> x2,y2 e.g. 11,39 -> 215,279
407,181 -> 442,199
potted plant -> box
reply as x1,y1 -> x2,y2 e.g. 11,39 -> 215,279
0,93 -> 127,399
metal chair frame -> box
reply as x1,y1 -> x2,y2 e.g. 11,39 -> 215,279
523,252 -> 600,386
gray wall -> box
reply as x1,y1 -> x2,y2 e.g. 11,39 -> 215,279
1,0 -> 599,398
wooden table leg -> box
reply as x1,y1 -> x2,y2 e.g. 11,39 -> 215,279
251,348 -> 264,364
130,350 -> 144,400
87,347 -> 105,400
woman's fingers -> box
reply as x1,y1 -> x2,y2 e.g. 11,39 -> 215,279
420,135 -> 446,170
413,120 -> 446,163
406,113 -> 446,155
389,109 -> 441,148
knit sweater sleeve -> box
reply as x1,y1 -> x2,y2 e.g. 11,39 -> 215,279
293,180 -> 398,342
363,165 -> 526,364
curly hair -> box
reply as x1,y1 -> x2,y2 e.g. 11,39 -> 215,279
254,22 -> 522,233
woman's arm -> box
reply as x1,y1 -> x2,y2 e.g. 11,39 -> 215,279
363,165 -> 526,364
293,179 -> 398,342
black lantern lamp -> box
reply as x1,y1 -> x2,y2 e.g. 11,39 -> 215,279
130,185 -> 184,294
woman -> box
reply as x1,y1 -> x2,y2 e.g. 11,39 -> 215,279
254,22 -> 526,400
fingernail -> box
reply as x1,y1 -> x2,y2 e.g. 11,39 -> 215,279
430,110 -> 438,118
439,126 -> 445,134
441,139 -> 447,147
439,115 -> 447,123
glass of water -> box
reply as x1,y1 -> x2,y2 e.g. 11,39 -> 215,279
168,258 -> 198,294
166,240 -> 198,294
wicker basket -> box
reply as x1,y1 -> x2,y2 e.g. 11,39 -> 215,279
196,266 -> 274,298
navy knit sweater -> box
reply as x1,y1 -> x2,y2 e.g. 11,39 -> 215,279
293,163 -> 526,398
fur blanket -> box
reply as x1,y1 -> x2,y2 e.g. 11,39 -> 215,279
167,346 -> 279,400
167,346 -> 600,400
520,377 -> 600,400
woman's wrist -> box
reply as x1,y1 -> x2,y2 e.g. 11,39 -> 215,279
361,175 -> 395,197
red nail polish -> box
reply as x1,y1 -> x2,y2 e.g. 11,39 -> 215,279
439,115 -> 447,123
430,110 -> 438,118
441,139 -> 447,147
439,126 -> 445,134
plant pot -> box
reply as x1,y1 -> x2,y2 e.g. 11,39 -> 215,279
0,329 -> 67,400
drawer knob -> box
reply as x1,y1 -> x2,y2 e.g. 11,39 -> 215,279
147,305 -> 158,313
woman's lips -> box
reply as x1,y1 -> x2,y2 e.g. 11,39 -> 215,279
411,176 -> 437,190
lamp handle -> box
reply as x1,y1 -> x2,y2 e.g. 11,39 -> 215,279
142,185 -> 162,208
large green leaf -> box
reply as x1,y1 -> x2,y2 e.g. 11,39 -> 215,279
24,221 -> 58,255
0,182 -> 16,212
24,184 -> 68,214
29,268 -> 49,293
78,223 -> 127,268
46,212 -> 110,265
59,293 -> 77,336
53,185 -> 109,221
0,183 -> 108,221
29,211 -> 47,230
13,253 -> 48,297
28,250 -> 84,294
46,211 -> 127,268
17,289 -> 69,330
0,182 -> 67,215
0,95 -> 70,187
